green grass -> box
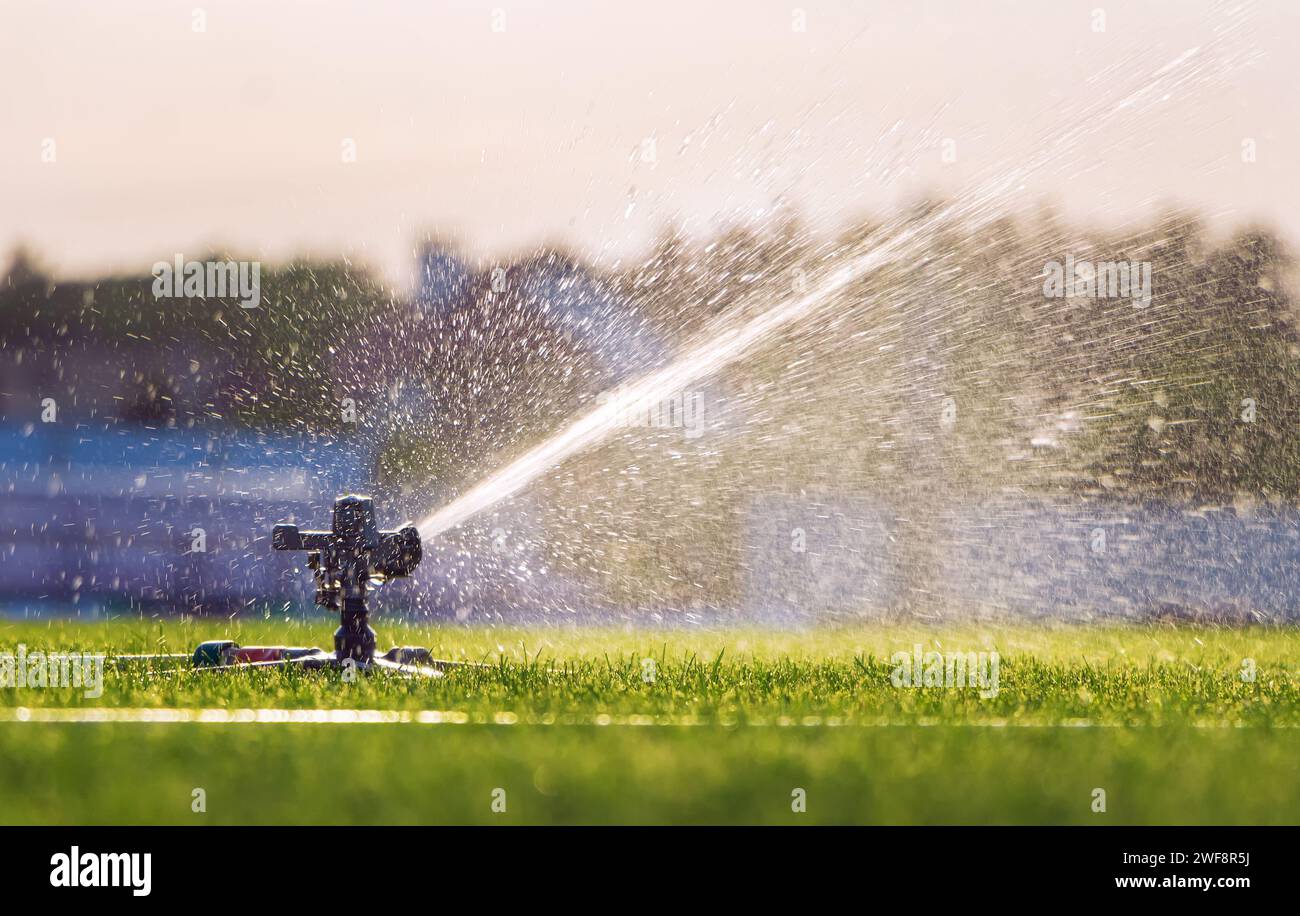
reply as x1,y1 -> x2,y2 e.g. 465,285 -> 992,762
1,617 -> 1299,824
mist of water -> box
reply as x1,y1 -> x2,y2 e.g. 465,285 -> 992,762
416,36 -> 1239,543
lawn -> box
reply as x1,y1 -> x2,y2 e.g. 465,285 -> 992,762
1,617 -> 1298,824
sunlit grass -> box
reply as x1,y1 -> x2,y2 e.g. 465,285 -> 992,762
2,618 -> 1297,824
1,617 -> 1296,723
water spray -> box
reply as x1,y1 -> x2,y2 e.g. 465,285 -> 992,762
414,40 -> 1238,543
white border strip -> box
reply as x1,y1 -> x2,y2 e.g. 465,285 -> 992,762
0,707 -> 1284,728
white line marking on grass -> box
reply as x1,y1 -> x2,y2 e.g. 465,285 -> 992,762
0,708 -> 1287,728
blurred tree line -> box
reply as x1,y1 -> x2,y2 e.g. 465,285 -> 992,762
0,249 -> 397,430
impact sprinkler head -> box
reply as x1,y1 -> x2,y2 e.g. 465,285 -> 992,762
106,495 -> 488,680
272,495 -> 422,665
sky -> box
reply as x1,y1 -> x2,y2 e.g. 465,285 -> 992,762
2,0 -> 1297,288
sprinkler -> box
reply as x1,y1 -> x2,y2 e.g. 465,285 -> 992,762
271,494 -> 422,665
114,495 -> 475,679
